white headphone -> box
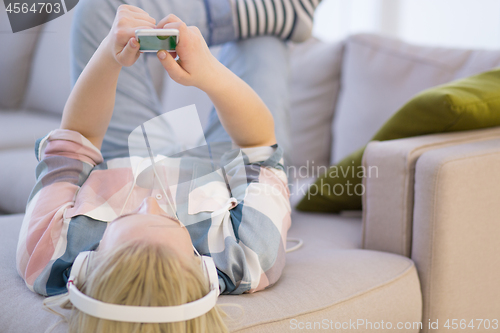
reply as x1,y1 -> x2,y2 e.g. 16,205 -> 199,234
67,248 -> 220,323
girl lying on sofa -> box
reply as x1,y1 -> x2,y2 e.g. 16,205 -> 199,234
15,0 -> 320,331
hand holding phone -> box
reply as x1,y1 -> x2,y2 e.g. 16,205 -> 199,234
105,5 -> 157,67
135,29 -> 179,52
154,14 -> 223,91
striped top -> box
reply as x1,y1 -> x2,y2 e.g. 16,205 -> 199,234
16,129 -> 291,296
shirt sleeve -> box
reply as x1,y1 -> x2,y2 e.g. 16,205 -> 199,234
16,129 -> 104,296
216,144 -> 291,294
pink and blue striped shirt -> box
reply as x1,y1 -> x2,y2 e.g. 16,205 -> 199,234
16,129 -> 291,296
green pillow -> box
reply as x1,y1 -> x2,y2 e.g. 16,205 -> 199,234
296,68 -> 500,213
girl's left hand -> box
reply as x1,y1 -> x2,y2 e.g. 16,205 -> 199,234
105,5 -> 157,67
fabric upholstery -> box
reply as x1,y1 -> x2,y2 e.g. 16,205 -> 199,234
0,111 -> 60,215
229,266 -> 421,333
332,33 -> 500,164
0,10 -> 43,109
21,11 -> 73,117
0,211 -> 422,332
362,126 -> 500,257
0,111 -> 61,151
412,138 -> 500,332
287,38 -> 343,170
0,149 -> 39,214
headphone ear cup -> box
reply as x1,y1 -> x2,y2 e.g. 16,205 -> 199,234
69,251 -> 93,289
200,256 -> 219,296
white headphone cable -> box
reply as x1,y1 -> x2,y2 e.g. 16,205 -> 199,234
141,124 -> 179,221
119,156 -> 144,217
285,238 -> 303,253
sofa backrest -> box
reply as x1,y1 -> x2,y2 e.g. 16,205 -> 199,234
0,8 -> 43,109
332,34 -> 500,164
19,10 -> 74,117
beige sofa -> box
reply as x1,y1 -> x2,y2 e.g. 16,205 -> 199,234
1,7 -> 500,333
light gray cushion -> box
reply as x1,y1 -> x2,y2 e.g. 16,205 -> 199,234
21,10 -> 74,117
0,9 -> 42,109
0,110 -> 60,151
332,33 -> 500,164
0,210 -> 422,332
0,149 -> 39,214
287,38 -> 343,170
0,110 -> 60,214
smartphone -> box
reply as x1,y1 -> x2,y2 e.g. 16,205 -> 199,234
135,29 -> 179,52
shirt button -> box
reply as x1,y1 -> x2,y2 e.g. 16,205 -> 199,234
156,193 -> 163,200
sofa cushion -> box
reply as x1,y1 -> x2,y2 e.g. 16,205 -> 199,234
0,211 -> 422,332
20,10 -> 74,117
0,10 -> 42,109
287,38 -> 343,170
0,149 -> 39,214
332,33 -> 500,164
0,110 -> 60,215
0,110 -> 61,151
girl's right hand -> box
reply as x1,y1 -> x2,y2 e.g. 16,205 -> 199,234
105,5 -> 157,67
155,14 -> 224,91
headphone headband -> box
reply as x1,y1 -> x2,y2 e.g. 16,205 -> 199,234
67,283 -> 218,323
67,251 -> 219,323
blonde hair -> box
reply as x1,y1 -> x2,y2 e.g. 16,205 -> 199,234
43,240 -> 230,333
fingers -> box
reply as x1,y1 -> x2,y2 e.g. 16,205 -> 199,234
118,4 -> 148,15
157,50 -> 187,83
129,12 -> 156,25
161,21 -> 189,42
116,4 -> 156,26
156,13 -> 183,29
128,19 -> 156,29
188,25 -> 202,37
116,37 -> 141,67
117,25 -> 155,45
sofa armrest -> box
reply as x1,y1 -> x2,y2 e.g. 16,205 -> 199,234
412,137 -> 500,327
361,126 -> 500,257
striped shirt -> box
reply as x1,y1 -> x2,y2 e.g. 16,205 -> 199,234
16,129 -> 291,296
